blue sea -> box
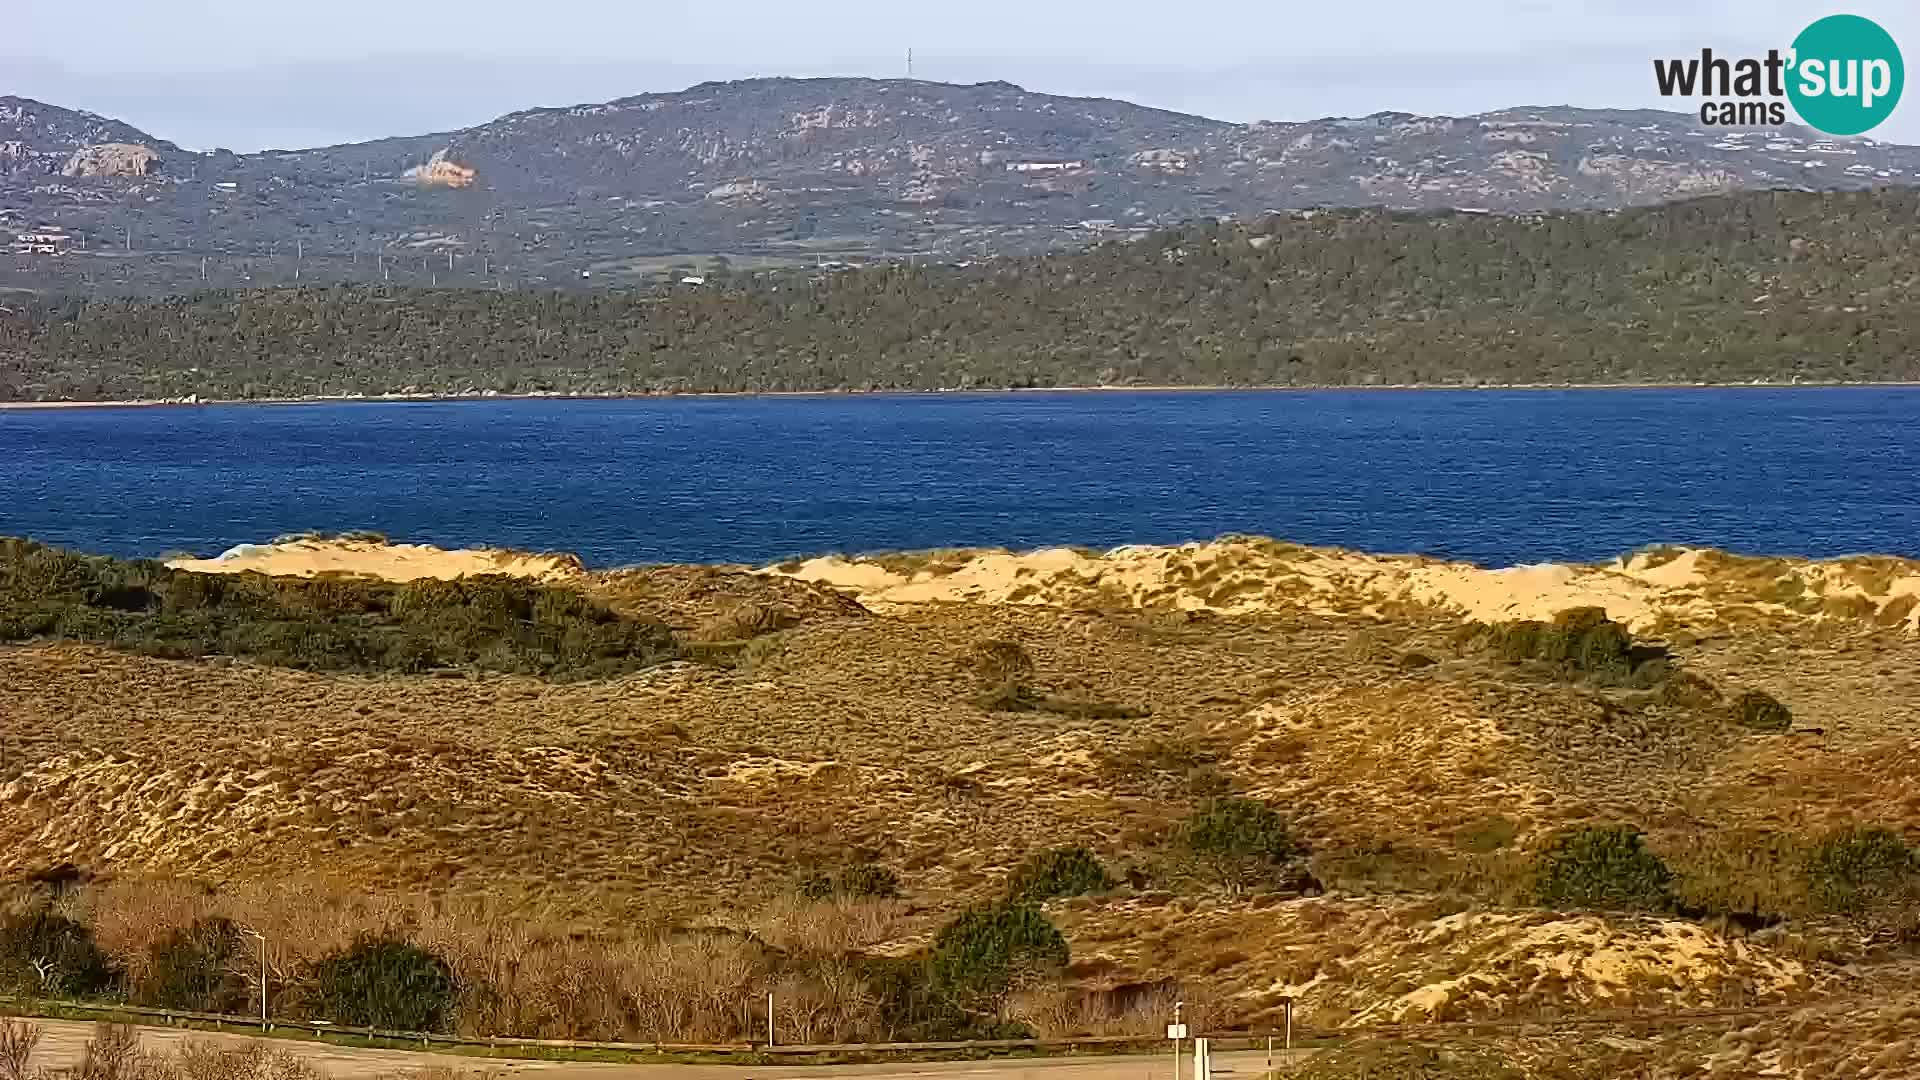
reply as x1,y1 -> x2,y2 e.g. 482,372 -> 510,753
3,389 -> 1917,567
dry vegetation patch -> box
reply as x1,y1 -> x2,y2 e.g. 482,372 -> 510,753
2,534 -> 1919,1050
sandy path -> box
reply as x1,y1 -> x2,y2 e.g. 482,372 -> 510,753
19,1020 -> 1304,1079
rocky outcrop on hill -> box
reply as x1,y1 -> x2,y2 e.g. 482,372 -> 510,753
0,96 -> 173,179
60,142 -> 162,177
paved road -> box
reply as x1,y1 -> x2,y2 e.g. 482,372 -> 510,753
16,1019 -> 1313,1079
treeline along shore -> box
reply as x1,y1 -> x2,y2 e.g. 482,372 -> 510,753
2,188 -> 1918,402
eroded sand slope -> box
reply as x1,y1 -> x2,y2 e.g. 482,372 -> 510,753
166,537 -> 584,582
773,538 -> 1920,631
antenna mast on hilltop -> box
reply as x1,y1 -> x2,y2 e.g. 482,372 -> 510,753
907,48 -> 914,80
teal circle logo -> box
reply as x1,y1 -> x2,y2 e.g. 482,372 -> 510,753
1787,14 -> 1903,136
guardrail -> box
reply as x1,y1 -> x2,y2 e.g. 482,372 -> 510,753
0,993 -> 1818,1061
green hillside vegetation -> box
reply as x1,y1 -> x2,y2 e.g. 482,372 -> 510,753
2,188 -> 1917,401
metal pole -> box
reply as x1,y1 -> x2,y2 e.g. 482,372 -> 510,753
1285,999 -> 1292,1052
767,990 -> 774,1046
1172,1001 -> 1182,1080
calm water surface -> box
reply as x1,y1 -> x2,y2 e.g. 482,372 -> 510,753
3,389 -> 1917,567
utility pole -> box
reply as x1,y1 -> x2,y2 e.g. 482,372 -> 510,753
766,991 -> 775,1047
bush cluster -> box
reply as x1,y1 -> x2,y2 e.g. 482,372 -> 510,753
0,538 -> 681,679
295,934 -> 459,1032
1804,826 -> 1915,914
926,902 -> 1069,1014
1005,847 -> 1112,903
0,908 -> 463,1033
1486,607 -> 1668,686
139,916 -> 252,1014
1732,690 -> 1794,732
1180,797 -> 1309,892
0,909 -> 116,999
1533,825 -> 1673,910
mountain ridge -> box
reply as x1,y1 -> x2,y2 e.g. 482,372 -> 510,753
5,77 -> 1920,294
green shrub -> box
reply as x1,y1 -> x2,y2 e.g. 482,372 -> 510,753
0,909 -> 117,998
0,539 -> 681,680
1732,690 -> 1793,732
1533,825 -> 1672,910
139,916 -> 253,1013
1804,826 -> 1914,914
1656,671 -> 1724,710
298,934 -> 457,1032
857,954 -> 1034,1041
1486,608 -> 1666,686
1006,847 -> 1112,902
1180,797 -> 1307,891
928,903 -> 1067,1010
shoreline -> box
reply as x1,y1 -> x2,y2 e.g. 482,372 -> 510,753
6,379 -> 1920,411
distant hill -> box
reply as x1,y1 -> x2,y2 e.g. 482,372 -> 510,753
4,78 -> 1920,293
5,188 -> 1917,401
0,96 -> 181,182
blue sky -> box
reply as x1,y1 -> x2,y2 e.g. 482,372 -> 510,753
8,1 -> 1919,150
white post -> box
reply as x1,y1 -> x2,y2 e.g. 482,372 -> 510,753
242,930 -> 267,1028
1285,998 -> 1293,1052
767,990 -> 775,1046
1171,1000 -> 1184,1080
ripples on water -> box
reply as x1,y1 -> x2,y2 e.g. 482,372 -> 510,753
3,389 -> 1917,567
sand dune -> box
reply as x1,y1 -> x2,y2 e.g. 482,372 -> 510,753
159,534 -> 1920,632
766,538 -> 1920,632
164,536 -> 584,583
